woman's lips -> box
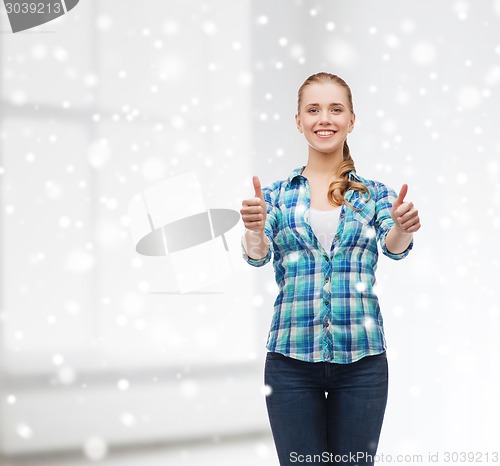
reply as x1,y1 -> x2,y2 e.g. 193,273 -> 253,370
314,130 -> 336,138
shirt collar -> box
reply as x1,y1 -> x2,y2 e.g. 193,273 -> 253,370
286,165 -> 362,186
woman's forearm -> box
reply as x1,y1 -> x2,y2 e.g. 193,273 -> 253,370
385,225 -> 413,255
242,229 -> 270,260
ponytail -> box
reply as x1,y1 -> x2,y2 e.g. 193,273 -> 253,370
327,140 -> 371,212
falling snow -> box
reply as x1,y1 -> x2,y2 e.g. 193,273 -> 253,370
0,0 -> 499,464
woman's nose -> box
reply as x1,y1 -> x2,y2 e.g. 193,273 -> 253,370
319,110 -> 331,122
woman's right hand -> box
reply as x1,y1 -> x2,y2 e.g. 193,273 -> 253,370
240,175 -> 267,232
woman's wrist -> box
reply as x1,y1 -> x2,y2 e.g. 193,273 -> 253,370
243,229 -> 270,259
385,226 -> 413,254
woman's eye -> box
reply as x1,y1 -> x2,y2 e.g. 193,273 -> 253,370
307,108 -> 341,113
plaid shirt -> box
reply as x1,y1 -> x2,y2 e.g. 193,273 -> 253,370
241,165 -> 414,364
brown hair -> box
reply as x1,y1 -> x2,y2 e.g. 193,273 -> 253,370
297,72 -> 371,211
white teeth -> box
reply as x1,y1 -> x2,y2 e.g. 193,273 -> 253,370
316,131 -> 334,136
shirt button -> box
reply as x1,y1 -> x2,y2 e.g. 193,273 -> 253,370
340,214 -> 345,219
325,278 -> 329,283
324,321 -> 330,328
325,300 -> 329,305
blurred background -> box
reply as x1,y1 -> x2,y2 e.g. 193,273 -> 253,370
1,0 -> 499,465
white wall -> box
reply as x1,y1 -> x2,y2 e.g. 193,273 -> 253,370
1,0 -> 499,461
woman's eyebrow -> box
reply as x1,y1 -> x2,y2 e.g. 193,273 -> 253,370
305,102 -> 345,107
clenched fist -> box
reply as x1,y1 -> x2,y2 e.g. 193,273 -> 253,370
240,176 -> 267,232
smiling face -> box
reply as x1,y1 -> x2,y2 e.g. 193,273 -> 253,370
295,81 -> 355,158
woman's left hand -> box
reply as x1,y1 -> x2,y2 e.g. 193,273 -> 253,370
390,184 -> 421,233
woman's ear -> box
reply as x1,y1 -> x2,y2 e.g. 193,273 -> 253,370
348,113 -> 356,133
295,113 -> 303,133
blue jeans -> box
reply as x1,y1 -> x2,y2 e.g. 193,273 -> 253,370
264,351 -> 388,465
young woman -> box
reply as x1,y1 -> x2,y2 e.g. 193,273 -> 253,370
240,72 -> 420,465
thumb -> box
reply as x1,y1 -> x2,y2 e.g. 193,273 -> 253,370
394,183 -> 408,207
253,175 -> 264,201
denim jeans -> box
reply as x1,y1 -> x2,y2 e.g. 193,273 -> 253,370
264,351 -> 388,466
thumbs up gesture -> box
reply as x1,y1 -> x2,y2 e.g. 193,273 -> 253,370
240,176 -> 267,232
390,184 -> 421,233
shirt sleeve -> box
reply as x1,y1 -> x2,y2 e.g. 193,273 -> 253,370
374,181 -> 414,260
241,184 -> 279,267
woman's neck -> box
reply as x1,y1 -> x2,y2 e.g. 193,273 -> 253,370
302,148 -> 343,181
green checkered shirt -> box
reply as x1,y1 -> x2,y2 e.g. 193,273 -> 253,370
242,165 -> 414,363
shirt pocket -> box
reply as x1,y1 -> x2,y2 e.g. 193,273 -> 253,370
352,198 -> 376,225
342,198 -> 377,249
274,227 -> 293,250
280,225 -> 305,251
281,205 -> 309,245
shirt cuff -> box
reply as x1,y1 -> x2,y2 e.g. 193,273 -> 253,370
241,235 -> 272,267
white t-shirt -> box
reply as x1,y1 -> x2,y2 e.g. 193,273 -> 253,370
309,206 -> 342,252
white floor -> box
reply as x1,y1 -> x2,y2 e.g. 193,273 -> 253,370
1,434 -> 280,466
